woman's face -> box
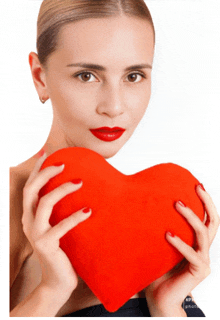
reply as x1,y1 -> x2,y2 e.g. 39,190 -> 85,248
43,16 -> 155,158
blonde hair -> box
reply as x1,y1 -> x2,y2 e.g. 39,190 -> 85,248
37,0 -> 155,65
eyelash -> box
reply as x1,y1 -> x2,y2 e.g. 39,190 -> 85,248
73,71 -> 147,83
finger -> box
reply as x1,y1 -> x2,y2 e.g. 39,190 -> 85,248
22,164 -> 65,232
166,232 -> 200,265
202,211 -> 208,224
158,236 -> 210,306
196,184 -> 220,244
25,151 -> 48,186
45,207 -> 92,240
166,232 -> 211,280
23,164 -> 65,212
34,180 -> 83,229
175,201 -> 209,255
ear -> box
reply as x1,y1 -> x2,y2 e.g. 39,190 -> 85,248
29,52 -> 49,101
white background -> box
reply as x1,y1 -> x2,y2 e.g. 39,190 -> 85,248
1,0 -> 220,318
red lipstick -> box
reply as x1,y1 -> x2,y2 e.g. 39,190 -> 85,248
90,127 -> 126,142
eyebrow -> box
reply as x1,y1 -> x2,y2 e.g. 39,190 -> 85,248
66,62 -> 152,71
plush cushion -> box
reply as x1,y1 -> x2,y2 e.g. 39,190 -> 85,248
38,147 -> 205,312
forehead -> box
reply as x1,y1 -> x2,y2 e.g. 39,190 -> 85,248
54,16 -> 154,67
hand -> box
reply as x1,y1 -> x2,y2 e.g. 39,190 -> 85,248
22,151 -> 92,300
145,183 -> 220,314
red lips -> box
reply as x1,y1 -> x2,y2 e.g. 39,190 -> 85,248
90,127 -> 126,142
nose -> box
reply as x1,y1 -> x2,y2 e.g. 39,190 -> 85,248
96,83 -> 125,118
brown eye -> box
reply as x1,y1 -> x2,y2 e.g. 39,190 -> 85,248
74,72 -> 96,82
74,71 -> 146,83
127,73 -> 145,83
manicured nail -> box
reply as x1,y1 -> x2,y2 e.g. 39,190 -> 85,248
83,207 -> 91,214
54,162 -> 64,167
71,179 -> 82,184
167,231 -> 175,237
198,183 -> 205,191
38,149 -> 45,157
178,200 -> 186,207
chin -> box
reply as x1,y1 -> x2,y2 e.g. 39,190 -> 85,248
94,147 -> 120,159
101,150 -> 118,159
83,143 -> 123,159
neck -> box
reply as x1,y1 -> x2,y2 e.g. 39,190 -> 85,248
37,117 -> 75,158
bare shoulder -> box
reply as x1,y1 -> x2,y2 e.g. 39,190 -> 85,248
10,164 -> 33,287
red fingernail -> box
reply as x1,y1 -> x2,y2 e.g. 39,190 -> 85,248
38,149 -> 45,157
178,200 -> 186,207
167,231 -> 175,237
71,179 -> 82,184
54,162 -> 64,167
198,183 -> 205,191
83,207 -> 91,213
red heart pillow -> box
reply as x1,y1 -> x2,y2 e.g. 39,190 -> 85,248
38,147 -> 205,312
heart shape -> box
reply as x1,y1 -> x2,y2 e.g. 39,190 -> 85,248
39,147 -> 205,312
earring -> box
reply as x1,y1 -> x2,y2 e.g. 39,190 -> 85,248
39,97 -> 47,104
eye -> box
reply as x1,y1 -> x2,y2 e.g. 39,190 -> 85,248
73,71 -> 146,83
74,71 -> 97,82
127,72 -> 146,83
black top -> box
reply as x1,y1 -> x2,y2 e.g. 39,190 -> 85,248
62,296 -> 205,317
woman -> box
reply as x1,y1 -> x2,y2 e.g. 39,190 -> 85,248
9,0 -> 220,317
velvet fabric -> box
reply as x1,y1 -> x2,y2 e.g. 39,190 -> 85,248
39,147 -> 205,312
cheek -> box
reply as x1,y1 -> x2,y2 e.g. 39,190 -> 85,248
47,77 -> 94,122
130,86 -> 151,124
48,78 -> 80,105
56,101 -> 93,128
